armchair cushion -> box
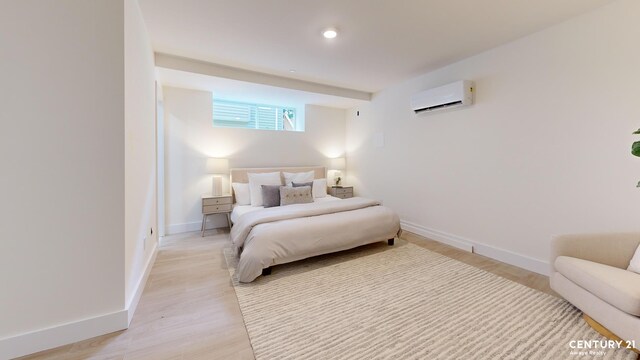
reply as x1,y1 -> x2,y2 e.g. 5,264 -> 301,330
551,233 -> 640,271
555,256 -> 640,316
628,244 -> 640,274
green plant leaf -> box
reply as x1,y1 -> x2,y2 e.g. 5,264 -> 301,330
637,180 -> 640,188
634,141 -> 640,157
634,129 -> 640,135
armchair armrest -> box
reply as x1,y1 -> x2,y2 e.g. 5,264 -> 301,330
550,232 -> 640,272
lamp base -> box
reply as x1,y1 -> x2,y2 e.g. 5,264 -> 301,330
212,175 -> 223,196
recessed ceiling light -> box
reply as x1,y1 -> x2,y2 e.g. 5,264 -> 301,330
289,69 -> 296,73
322,28 -> 337,39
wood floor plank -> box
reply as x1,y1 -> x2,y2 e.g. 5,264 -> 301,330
18,228 -> 553,359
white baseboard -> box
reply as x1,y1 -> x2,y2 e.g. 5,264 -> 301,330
473,243 -> 550,276
126,241 -> 158,325
401,220 -> 474,252
1,243 -> 160,359
166,214 -> 228,235
0,310 -> 128,360
400,220 -> 549,276
166,221 -> 201,234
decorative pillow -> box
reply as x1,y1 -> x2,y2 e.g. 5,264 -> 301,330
292,181 -> 313,192
312,178 -> 328,198
261,185 -> 281,208
283,171 -> 315,186
280,185 -> 313,206
248,172 -> 282,207
628,245 -> 640,274
232,182 -> 251,205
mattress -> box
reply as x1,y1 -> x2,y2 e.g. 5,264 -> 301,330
230,195 -> 341,224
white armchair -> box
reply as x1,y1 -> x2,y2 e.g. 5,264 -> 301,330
550,232 -> 640,347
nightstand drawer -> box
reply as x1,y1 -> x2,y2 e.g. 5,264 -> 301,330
330,186 -> 353,199
203,197 -> 232,206
203,204 -> 232,214
333,188 -> 352,195
335,193 -> 352,199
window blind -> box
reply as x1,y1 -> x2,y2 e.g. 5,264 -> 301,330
213,99 -> 291,131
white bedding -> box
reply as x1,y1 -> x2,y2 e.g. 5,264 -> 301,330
230,197 -> 401,282
230,195 -> 341,224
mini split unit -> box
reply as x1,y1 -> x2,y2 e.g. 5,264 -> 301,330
411,80 -> 474,114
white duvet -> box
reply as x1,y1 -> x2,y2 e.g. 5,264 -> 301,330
230,197 -> 401,282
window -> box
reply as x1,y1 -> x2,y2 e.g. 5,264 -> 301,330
213,99 -> 298,131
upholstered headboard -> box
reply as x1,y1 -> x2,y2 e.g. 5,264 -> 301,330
230,166 -> 326,184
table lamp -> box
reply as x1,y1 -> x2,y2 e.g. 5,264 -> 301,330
329,157 -> 346,186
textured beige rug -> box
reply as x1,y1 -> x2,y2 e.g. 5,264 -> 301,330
224,241 -> 635,360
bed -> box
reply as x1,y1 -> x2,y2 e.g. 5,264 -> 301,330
229,166 -> 401,282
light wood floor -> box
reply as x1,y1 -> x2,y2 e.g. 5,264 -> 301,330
19,230 -> 554,360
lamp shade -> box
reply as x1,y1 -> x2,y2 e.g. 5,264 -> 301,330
206,158 -> 229,174
329,157 -> 346,170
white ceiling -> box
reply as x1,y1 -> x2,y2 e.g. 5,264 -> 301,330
139,0 -> 615,93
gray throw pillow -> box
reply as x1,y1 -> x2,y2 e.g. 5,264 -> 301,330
280,185 -> 313,206
292,181 -> 313,191
261,185 -> 281,208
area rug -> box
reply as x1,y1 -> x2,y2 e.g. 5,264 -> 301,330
224,241 -> 635,360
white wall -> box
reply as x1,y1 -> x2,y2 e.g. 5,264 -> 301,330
163,86 -> 346,233
124,0 -> 158,315
0,0 -> 126,357
0,0 -> 158,357
346,0 -> 640,274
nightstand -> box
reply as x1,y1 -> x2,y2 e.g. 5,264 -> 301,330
201,194 -> 232,236
329,186 -> 354,199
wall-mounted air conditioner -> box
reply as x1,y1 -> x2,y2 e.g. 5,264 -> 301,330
411,80 -> 474,114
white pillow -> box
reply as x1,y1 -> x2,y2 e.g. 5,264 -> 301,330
628,244 -> 640,274
232,182 -> 251,205
283,171 -> 315,186
248,172 -> 282,207
313,178 -> 327,198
